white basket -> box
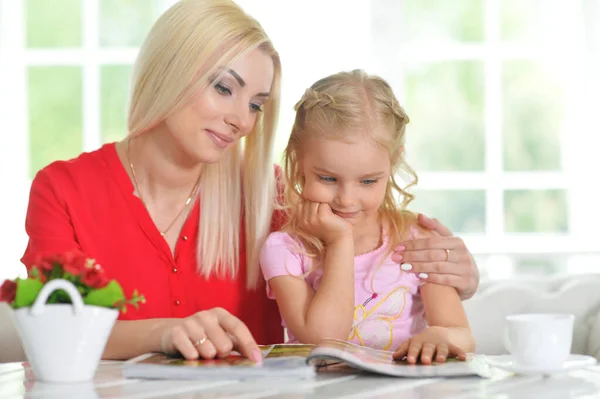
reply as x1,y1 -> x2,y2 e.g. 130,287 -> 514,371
11,279 -> 118,383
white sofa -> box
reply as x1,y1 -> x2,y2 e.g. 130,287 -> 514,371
463,273 -> 600,358
2,274 -> 600,363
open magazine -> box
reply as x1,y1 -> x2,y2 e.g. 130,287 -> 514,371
304,339 -> 489,378
122,347 -> 315,380
123,339 -> 489,380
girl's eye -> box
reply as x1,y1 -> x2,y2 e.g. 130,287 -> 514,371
362,179 -> 378,185
214,83 -> 231,95
319,176 -> 336,183
250,103 -> 263,113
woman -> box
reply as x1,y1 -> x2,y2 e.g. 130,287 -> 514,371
21,0 -> 479,361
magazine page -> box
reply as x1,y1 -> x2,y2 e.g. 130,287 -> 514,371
123,351 -> 316,380
306,339 -> 490,378
260,343 -> 315,358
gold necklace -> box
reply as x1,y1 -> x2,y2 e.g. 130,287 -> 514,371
126,138 -> 201,237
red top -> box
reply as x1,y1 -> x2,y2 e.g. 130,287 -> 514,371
21,143 -> 284,344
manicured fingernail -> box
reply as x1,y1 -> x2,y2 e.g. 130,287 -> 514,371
251,348 -> 263,364
393,254 -> 403,262
395,245 -> 405,251
400,263 -> 412,271
419,273 -> 428,279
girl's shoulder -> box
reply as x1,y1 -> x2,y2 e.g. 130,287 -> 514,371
383,209 -> 438,248
262,231 -> 304,253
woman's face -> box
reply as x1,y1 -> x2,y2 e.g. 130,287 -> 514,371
164,48 -> 275,164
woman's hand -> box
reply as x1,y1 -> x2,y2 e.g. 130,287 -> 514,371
159,307 -> 263,363
391,214 -> 480,299
298,201 -> 352,245
393,326 -> 468,364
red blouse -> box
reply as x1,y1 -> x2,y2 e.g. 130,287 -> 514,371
21,143 -> 284,344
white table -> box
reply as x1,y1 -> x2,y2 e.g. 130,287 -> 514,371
2,361 -> 600,399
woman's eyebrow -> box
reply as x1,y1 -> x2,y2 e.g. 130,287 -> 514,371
228,69 -> 270,97
228,69 -> 246,87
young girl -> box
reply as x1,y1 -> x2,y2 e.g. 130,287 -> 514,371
260,70 -> 475,364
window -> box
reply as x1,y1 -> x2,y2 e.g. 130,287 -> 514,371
2,0 -> 599,283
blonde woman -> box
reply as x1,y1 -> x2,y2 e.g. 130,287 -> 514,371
21,0 -> 479,361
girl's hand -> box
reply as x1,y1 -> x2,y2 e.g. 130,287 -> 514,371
160,307 -> 263,363
392,326 -> 468,365
391,213 -> 480,300
298,200 -> 352,244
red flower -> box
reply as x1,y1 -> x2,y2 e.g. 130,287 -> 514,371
33,254 -> 56,272
0,280 -> 17,303
81,264 -> 109,288
60,252 -> 88,275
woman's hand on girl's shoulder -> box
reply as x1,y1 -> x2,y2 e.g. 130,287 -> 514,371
392,326 -> 469,365
297,200 -> 352,245
391,213 -> 480,299
159,308 -> 263,363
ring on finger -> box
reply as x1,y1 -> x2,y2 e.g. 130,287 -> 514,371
193,336 -> 208,347
444,248 -> 451,262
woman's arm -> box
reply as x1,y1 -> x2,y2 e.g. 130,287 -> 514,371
104,311 -> 263,362
268,236 -> 355,344
104,319 -> 177,360
22,169 -> 82,262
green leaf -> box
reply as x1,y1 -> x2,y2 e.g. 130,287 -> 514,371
29,267 -> 42,281
83,280 -> 124,308
49,263 -> 63,280
13,279 -> 44,309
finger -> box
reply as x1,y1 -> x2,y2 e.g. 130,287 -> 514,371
414,272 -> 468,292
184,318 -> 218,359
420,342 -> 436,365
196,312 -> 234,359
215,308 -> 262,363
170,326 -> 199,360
400,247 -> 464,264
309,201 -> 320,223
399,261 -> 463,276
406,341 -> 422,364
396,236 -> 464,252
449,343 -> 467,361
418,213 -> 453,236
436,344 -> 449,363
317,202 -> 333,219
393,340 -> 409,360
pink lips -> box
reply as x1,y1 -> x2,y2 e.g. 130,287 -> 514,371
332,210 -> 359,219
206,130 -> 233,149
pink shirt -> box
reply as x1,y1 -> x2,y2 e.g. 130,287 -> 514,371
259,231 -> 427,351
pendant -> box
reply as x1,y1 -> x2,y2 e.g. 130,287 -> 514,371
362,292 -> 378,307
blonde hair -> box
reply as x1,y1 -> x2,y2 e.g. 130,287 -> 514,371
282,69 -> 417,261
128,0 -> 281,289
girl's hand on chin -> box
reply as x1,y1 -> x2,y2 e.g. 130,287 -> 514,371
297,200 -> 353,245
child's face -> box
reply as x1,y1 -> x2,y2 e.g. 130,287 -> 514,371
300,134 -> 390,228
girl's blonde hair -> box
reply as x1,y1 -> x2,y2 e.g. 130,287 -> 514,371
282,69 -> 418,260
128,0 -> 281,289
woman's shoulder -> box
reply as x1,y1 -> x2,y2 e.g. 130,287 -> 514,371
34,143 -> 117,186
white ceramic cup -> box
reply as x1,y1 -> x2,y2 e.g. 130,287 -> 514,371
504,313 -> 574,368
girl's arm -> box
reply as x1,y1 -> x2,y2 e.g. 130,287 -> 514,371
393,225 -> 475,364
421,282 -> 475,350
268,235 -> 355,344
